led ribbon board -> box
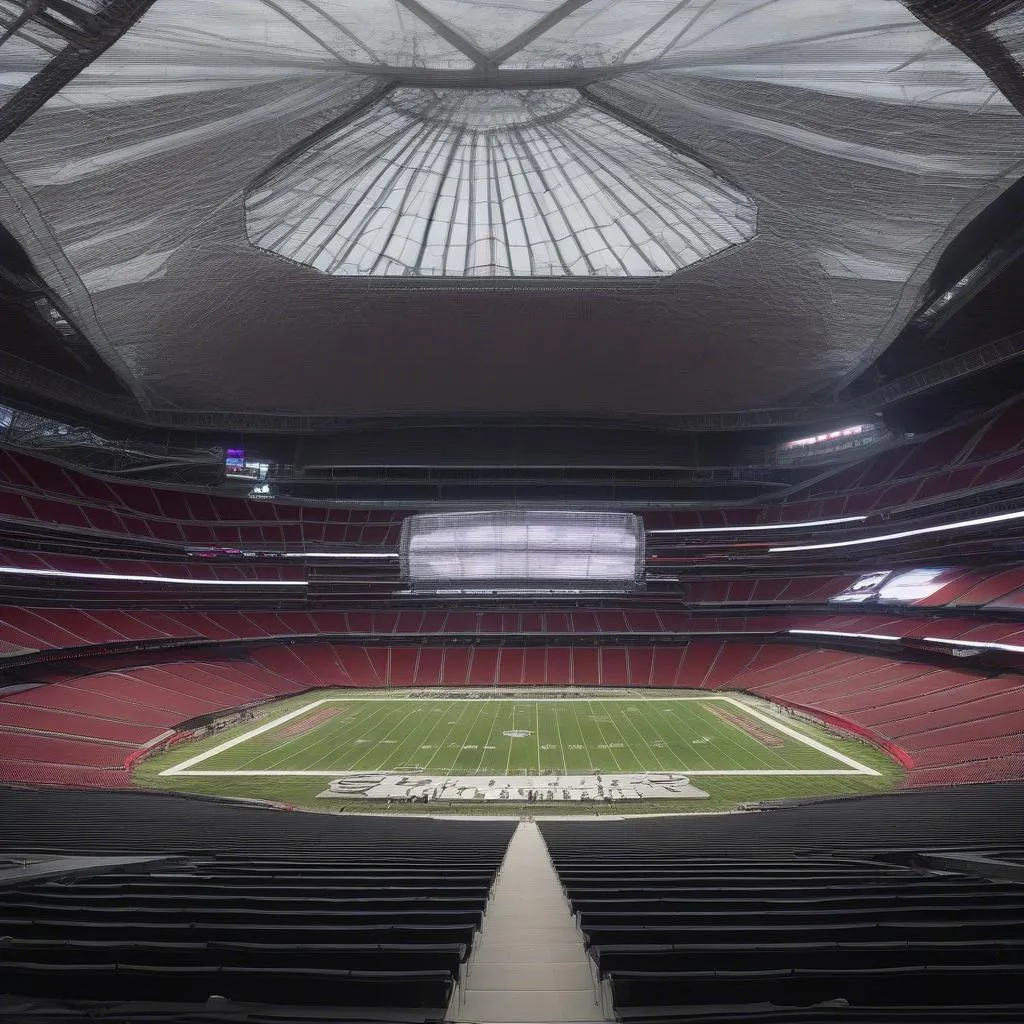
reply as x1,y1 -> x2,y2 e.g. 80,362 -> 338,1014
400,511 -> 644,592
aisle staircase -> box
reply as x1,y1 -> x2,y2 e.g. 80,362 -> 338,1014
451,819 -> 606,1023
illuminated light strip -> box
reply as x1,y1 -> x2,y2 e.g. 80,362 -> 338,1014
280,552 -> 399,559
921,637 -> 1024,654
770,508 -> 1024,552
0,566 -> 306,587
399,588 -> 632,595
789,629 -> 901,642
792,630 -> 1024,655
649,515 -> 866,534
784,424 -> 867,449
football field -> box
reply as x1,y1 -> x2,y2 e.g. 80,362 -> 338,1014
162,693 -> 880,778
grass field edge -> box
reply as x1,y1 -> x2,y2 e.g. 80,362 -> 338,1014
161,692 -> 880,778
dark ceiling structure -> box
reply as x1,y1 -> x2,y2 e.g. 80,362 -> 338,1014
0,1 -> 1022,472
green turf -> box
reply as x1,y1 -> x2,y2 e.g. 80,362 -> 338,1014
175,696 -> 853,775
135,690 -> 904,813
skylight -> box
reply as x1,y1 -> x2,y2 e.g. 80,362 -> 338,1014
246,88 -> 756,277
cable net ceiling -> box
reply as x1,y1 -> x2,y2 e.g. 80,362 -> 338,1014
245,88 -> 756,277
0,0 -> 1022,417
995,9 -> 1024,60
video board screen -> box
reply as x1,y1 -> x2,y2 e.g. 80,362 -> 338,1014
830,568 -> 951,605
401,510 -> 644,592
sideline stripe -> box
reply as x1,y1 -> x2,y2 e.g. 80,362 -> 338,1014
719,695 -> 880,775
162,693 -> 880,778
168,768 -> 871,777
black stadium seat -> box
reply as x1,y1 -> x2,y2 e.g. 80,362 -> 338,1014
540,785 -> 1024,1022
0,789 -> 514,1021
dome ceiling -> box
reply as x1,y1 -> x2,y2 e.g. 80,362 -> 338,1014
0,0 -> 1022,419
245,88 -> 757,278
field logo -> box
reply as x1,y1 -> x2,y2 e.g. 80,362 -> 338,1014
503,729 -> 532,738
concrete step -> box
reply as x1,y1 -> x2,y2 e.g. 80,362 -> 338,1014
450,820 -> 606,1023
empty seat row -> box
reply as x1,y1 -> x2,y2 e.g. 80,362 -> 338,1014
0,793 -> 515,1019
540,794 -> 1024,1019
2,637 -> 1022,791
6,602 -> 1024,652
609,964 -> 1024,1012
0,960 -> 455,1010
4,403 -> 1021,551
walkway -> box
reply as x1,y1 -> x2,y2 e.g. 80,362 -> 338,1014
451,819 -> 606,1022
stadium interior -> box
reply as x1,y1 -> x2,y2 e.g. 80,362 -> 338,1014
1,2 -> 1024,1022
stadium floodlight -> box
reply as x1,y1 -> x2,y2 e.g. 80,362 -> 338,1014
789,629 -> 902,642
649,515 -> 865,534
401,510 -> 644,593
776,423 -> 888,465
783,425 -> 868,449
0,566 -> 306,586
770,508 -> 1024,552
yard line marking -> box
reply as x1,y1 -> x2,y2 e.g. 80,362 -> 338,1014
587,698 -> 624,773
187,694 -> 725,702
451,697 -> 491,773
161,692 -> 881,779
616,701 -> 668,772
622,703 -> 665,772
254,706 -> 340,771
708,702 -> 776,773
601,698 -> 643,771
535,702 -> 542,774
275,700 -> 389,772
551,703 -> 568,775
412,700 -> 462,773
349,701 -> 416,771
504,703 -> 515,777
659,702 -> 714,771
434,700 -> 481,770
569,700 -> 593,773
167,768 -> 873,777
719,694 -> 880,775
474,699 -> 502,775
161,698 -> 330,774
358,701 -> 425,771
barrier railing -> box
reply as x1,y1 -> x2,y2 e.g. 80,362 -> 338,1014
767,695 -> 915,769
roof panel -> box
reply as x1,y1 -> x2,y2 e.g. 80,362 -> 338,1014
0,0 -> 1021,419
